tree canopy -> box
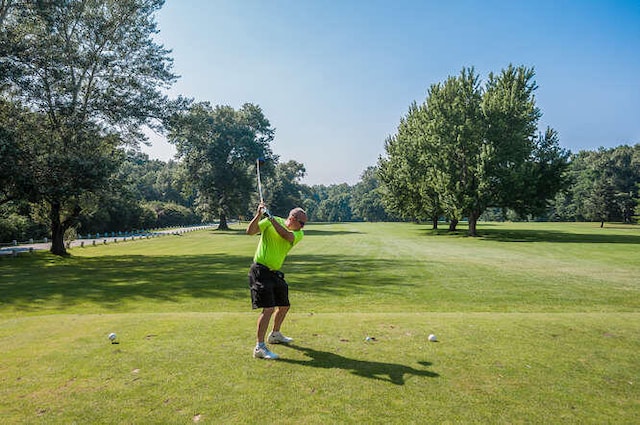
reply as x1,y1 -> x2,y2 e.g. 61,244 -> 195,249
379,65 -> 570,235
552,145 -> 640,225
0,0 -> 176,255
265,160 -> 309,217
167,102 -> 275,229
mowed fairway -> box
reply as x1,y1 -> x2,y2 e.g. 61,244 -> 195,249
1,222 -> 639,424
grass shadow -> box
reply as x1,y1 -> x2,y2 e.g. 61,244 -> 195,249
418,224 -> 640,244
302,228 -> 362,236
208,228 -> 246,234
278,343 -> 438,385
0,251 -> 426,311
0,253 -> 252,310
478,228 -> 640,244
284,254 -> 424,297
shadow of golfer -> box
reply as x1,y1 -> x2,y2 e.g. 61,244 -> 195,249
278,344 -> 439,385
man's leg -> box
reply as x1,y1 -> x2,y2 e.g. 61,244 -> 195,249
256,307 -> 274,344
272,306 -> 289,333
254,307 -> 280,359
268,306 -> 293,344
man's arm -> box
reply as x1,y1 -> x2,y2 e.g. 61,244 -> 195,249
246,203 -> 265,235
269,216 -> 295,243
246,202 -> 295,242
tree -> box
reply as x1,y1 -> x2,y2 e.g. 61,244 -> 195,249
351,166 -> 395,222
378,103 -> 442,227
425,68 -> 485,233
608,145 -> 639,223
168,102 -> 275,230
115,152 -> 193,206
0,100 -> 38,207
315,184 -> 353,222
636,181 -> 640,222
73,152 -> 198,233
381,69 -> 484,231
508,128 -> 570,218
265,160 -> 309,216
561,145 -> 639,225
380,65 -> 568,235
1,0 -> 176,255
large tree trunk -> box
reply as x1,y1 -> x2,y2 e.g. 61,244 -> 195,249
217,212 -> 229,230
432,216 -> 438,230
468,211 -> 480,237
50,200 -> 67,256
49,200 -> 81,256
448,219 -> 458,232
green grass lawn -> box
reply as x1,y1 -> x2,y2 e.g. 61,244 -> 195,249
1,222 -> 639,424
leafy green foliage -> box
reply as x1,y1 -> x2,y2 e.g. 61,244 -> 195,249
379,104 -> 442,224
64,151 -> 198,233
0,0 -> 177,254
552,144 -> 640,224
140,201 -> 198,228
264,160 -> 309,216
0,100 -> 42,206
167,102 -> 275,229
350,166 -> 394,221
379,65 -> 570,234
306,183 -> 354,222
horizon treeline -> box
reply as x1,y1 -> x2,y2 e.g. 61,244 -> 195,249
1,143 -> 638,243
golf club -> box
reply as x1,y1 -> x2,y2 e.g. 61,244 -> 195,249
256,157 -> 271,218
256,157 -> 265,203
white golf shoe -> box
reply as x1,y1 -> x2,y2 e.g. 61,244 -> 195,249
267,331 -> 293,344
253,344 -> 279,360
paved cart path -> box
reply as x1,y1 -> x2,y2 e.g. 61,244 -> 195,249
0,225 -> 217,255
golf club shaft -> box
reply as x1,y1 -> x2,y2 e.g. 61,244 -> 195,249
257,159 -> 264,203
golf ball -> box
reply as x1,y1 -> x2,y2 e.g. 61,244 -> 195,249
108,332 -> 117,341
428,334 -> 437,342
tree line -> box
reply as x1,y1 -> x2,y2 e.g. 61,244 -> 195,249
1,2 -> 638,256
378,66 -> 638,233
3,141 -> 637,241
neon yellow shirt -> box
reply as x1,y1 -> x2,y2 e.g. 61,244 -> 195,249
253,216 -> 304,271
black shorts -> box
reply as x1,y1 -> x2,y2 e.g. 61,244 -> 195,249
248,263 -> 290,309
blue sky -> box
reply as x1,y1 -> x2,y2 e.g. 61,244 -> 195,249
143,0 -> 640,185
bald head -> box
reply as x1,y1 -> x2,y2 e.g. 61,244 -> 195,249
290,207 -> 307,221
286,207 -> 307,230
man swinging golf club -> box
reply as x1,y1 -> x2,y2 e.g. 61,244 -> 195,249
246,202 -> 307,359
247,158 -> 307,359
